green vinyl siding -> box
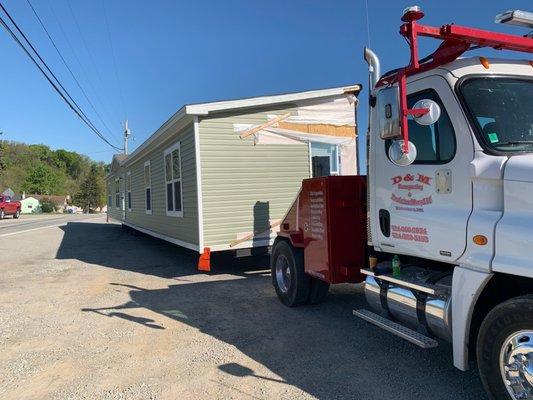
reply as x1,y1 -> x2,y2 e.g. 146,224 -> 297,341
199,105 -> 310,249
106,124 -> 199,247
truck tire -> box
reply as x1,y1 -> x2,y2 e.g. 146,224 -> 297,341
13,210 -> 20,219
308,278 -> 330,305
476,295 -> 533,400
0,209 -> 4,220
271,240 -> 310,307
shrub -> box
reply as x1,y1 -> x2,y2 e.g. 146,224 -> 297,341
40,198 -> 56,213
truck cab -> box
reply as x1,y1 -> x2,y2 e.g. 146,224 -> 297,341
369,58 -> 533,275
0,195 -> 21,219
271,8 -> 533,400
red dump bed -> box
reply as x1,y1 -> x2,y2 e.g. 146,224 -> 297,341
278,176 -> 367,284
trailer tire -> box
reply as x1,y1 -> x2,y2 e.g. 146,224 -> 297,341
271,240 -> 310,307
476,295 -> 533,400
308,278 -> 330,305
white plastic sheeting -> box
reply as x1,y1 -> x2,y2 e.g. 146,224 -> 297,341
268,95 -> 357,126
233,94 -> 358,175
248,127 -> 357,175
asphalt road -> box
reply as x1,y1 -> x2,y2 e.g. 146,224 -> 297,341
0,213 -> 102,237
0,216 -> 488,399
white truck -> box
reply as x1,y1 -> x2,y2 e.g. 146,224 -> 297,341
271,7 -> 533,400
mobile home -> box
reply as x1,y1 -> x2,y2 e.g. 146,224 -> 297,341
106,85 -> 361,259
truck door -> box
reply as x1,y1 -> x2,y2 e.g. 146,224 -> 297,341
5,196 -> 15,213
373,75 -> 473,262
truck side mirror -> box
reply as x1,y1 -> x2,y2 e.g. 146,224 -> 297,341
412,99 -> 441,126
388,139 -> 417,166
377,86 -> 402,140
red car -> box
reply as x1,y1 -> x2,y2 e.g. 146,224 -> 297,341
0,195 -> 21,219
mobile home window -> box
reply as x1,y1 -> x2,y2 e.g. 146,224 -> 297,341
311,143 -> 339,177
144,161 -> 152,214
115,179 -> 120,208
164,142 -> 183,217
126,172 -> 132,211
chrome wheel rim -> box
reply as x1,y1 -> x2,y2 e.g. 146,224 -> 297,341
500,330 -> 533,400
275,254 -> 291,294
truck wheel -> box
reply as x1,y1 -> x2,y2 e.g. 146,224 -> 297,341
308,278 -> 330,305
13,210 -> 20,219
477,295 -> 533,400
0,209 -> 4,220
271,240 -> 310,307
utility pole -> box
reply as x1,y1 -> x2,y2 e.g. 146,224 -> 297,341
123,120 -> 131,155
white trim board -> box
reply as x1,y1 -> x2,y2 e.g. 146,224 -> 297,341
163,141 -> 184,218
193,116 -> 205,252
185,85 -> 361,115
120,220 -> 199,252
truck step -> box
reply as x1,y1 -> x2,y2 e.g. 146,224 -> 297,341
353,309 -> 439,349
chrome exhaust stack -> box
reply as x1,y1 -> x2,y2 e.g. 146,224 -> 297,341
364,47 -> 381,90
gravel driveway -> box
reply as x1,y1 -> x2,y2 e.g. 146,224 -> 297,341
0,216 -> 487,399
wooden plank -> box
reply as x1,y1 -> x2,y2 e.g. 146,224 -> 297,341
277,121 -> 356,138
229,220 -> 282,248
239,113 -> 291,139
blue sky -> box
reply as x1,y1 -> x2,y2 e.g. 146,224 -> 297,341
0,0 -> 531,165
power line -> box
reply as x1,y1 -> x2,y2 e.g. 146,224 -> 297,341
0,2 -> 122,151
66,0 -> 125,122
46,0 -> 121,128
25,0 -> 120,144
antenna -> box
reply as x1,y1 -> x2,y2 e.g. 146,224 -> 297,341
123,120 -> 131,155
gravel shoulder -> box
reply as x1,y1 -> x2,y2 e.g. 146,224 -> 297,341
0,216 -> 487,399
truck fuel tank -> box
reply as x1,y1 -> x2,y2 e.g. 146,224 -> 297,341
364,266 -> 452,342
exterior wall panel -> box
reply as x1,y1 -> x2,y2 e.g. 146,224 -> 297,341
106,124 -> 199,248
199,105 -> 310,250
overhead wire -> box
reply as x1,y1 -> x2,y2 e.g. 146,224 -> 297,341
0,2 -> 122,151
46,0 -> 121,127
64,0 -> 124,126
25,0 -> 121,144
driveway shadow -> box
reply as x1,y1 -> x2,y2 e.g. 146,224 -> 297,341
59,221 -> 486,399
56,222 -> 268,279
82,282 -> 486,400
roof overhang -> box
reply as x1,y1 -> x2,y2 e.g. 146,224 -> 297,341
117,84 -> 361,168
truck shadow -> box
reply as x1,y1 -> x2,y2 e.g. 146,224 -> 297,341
82,279 -> 486,400
58,221 -> 487,399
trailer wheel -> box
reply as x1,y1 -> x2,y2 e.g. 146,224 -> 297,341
271,240 -> 310,307
308,278 -> 330,305
476,295 -> 533,400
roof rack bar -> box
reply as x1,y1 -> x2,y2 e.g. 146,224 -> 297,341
380,6 -> 533,154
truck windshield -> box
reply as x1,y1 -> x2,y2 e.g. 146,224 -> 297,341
460,77 -> 533,153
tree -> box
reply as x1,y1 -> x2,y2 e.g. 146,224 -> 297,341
22,164 -> 59,194
0,141 -> 6,171
76,164 -> 105,212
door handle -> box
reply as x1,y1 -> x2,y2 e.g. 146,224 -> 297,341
379,209 -> 391,237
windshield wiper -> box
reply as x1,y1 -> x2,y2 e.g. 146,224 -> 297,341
496,141 -> 533,146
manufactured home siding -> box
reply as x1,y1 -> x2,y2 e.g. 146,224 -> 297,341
107,175 -> 123,221
199,105 -> 310,249
107,124 -> 199,247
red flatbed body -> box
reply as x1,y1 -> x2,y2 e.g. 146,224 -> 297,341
277,176 -> 367,284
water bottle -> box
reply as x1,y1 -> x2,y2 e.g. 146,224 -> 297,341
392,255 -> 401,277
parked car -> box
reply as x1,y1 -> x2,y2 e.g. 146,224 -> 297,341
0,195 -> 21,219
